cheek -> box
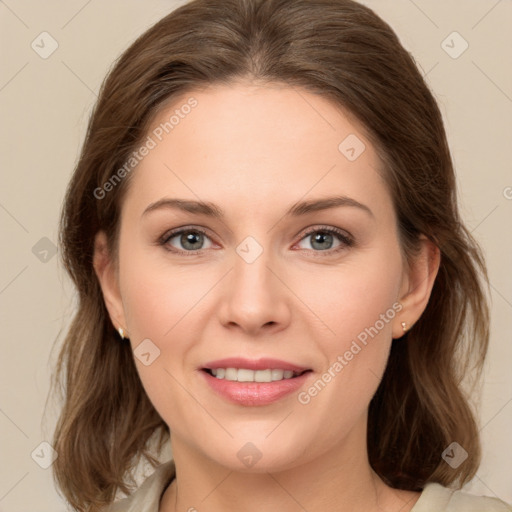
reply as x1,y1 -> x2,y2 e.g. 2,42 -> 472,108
294,252 -> 403,348
119,254 -> 209,426
120,247 -> 208,341
291,247 -> 403,418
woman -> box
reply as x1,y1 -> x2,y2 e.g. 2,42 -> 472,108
50,0 -> 511,511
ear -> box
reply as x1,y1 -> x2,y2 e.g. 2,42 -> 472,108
393,236 -> 441,339
93,230 -> 127,336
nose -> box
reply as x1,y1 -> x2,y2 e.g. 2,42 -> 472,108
217,244 -> 291,336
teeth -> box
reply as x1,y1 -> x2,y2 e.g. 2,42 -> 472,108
226,367 -> 239,381
255,369 -> 272,382
209,367 -> 298,382
271,369 -> 284,381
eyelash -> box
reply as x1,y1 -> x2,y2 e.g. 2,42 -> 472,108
158,225 -> 354,257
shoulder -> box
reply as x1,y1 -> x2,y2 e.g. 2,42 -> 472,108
103,459 -> 176,512
412,482 -> 512,512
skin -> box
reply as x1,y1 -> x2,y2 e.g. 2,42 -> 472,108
94,81 -> 440,512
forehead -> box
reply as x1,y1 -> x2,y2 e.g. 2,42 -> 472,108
122,82 -> 391,219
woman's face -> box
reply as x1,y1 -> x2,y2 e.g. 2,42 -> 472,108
100,82 -> 414,471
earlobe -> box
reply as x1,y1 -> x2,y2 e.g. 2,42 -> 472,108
93,230 -> 127,336
393,236 -> 441,339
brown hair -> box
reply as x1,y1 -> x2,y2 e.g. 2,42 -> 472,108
49,0 -> 490,510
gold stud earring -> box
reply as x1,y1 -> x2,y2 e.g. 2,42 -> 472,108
401,321 -> 407,332
118,327 -> 126,339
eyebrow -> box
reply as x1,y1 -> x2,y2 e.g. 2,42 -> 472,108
141,195 -> 374,219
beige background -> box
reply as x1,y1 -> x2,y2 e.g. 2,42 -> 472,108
1,1 -> 511,510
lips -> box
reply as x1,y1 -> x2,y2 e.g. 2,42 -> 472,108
199,357 -> 313,406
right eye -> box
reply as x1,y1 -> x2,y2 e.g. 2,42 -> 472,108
160,227 -> 215,254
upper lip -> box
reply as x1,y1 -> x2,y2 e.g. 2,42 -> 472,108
201,357 -> 311,373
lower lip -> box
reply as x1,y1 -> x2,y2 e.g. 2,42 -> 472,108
200,370 -> 312,406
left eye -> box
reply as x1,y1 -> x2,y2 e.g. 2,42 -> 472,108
295,227 -> 353,252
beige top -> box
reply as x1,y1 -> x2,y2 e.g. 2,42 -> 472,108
105,460 -> 512,512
